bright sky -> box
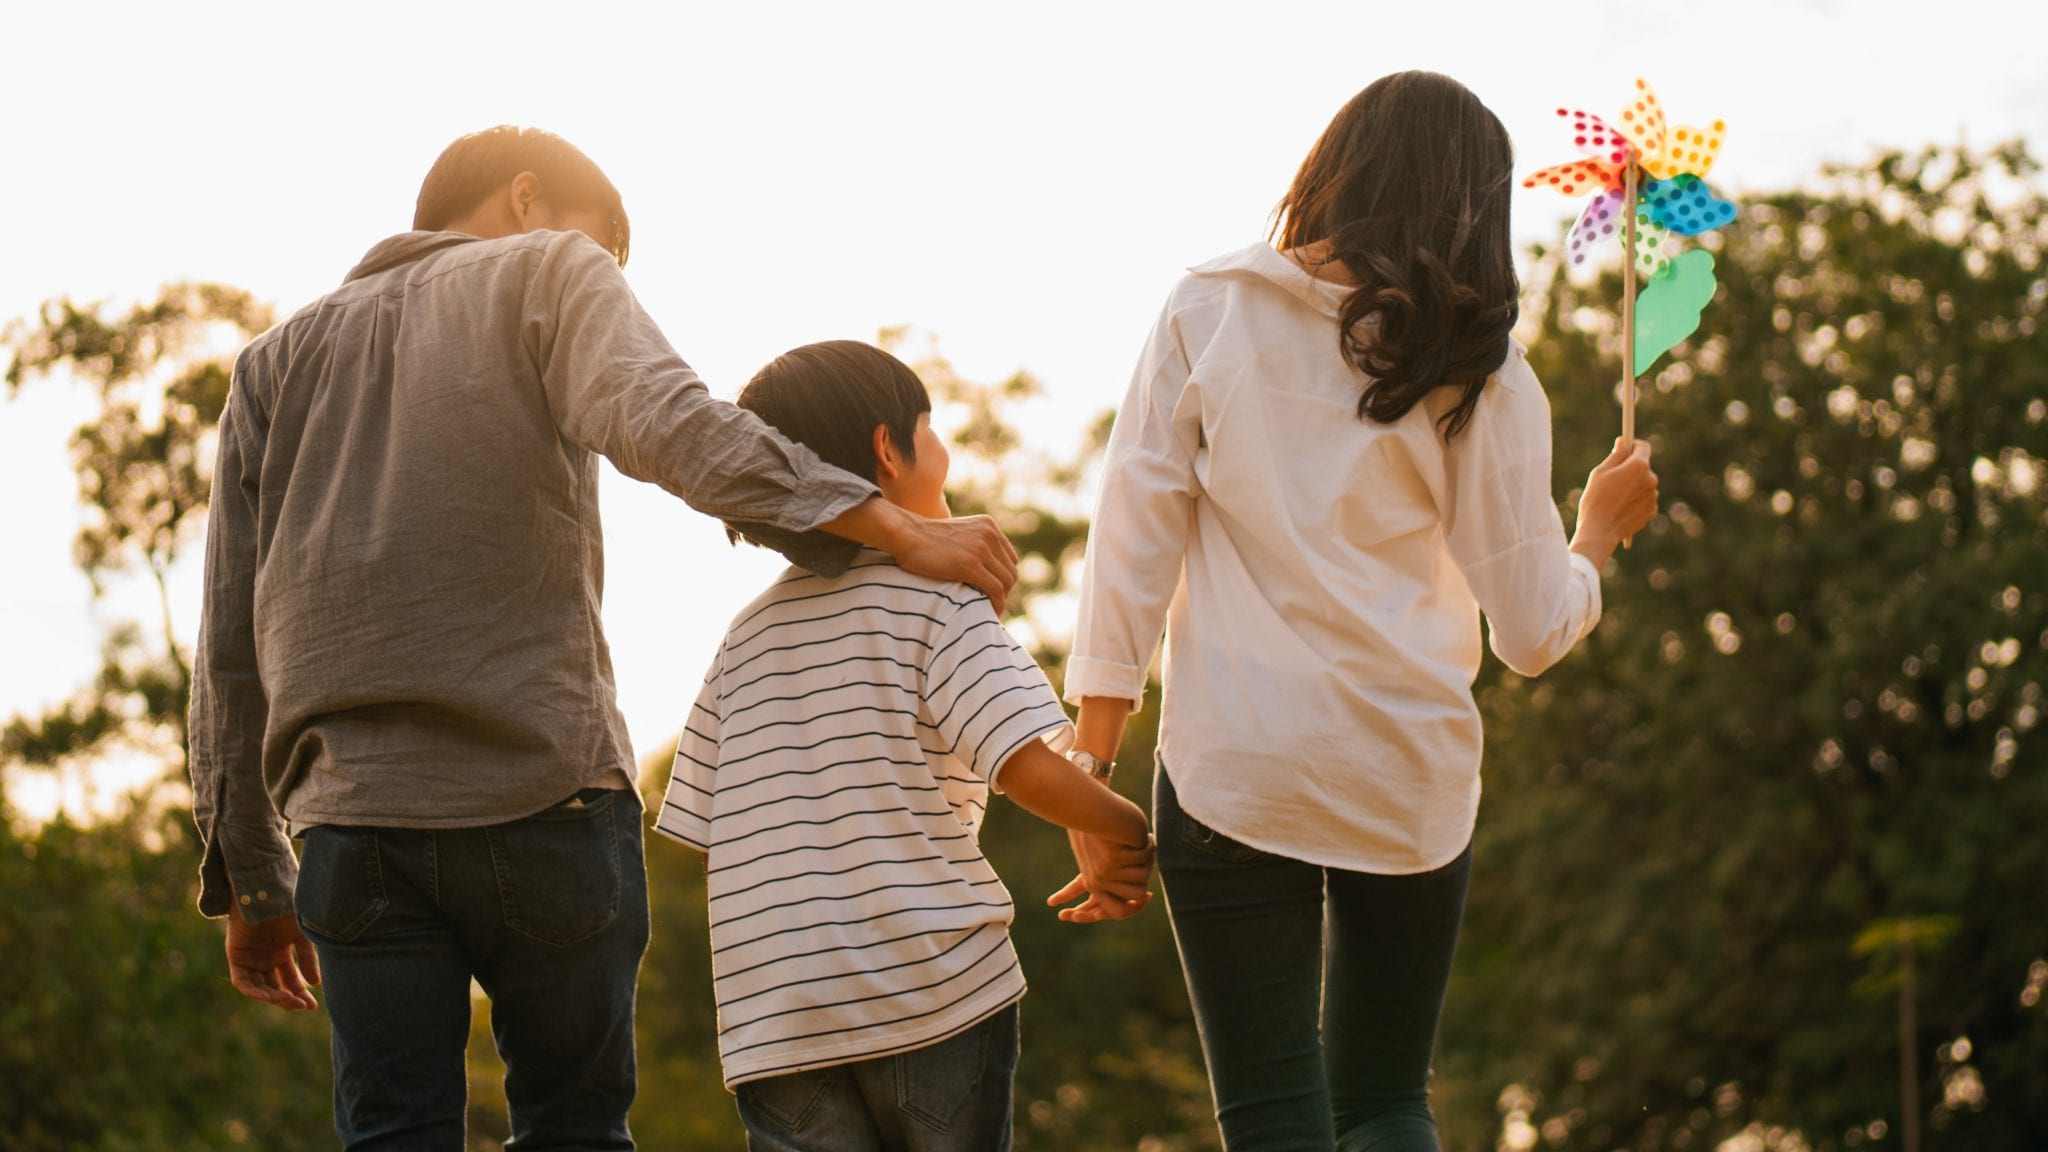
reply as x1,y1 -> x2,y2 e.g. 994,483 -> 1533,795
4,0 -> 2043,817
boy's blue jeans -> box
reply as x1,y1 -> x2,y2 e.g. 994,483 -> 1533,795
732,1002 -> 1020,1152
1154,765 -> 1471,1152
294,788 -> 649,1152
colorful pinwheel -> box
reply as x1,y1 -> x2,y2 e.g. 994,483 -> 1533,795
1522,77 -> 1738,439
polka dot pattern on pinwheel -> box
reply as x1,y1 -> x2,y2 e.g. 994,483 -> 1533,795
1522,158 -> 1622,198
1643,174 -> 1737,236
1559,108 -> 1631,167
1634,215 -> 1673,278
1653,121 -> 1727,180
1521,78 -> 1731,282
1566,189 -> 1627,266
1615,77 -> 1669,164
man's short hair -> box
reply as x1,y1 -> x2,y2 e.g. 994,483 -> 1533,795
737,341 -> 931,484
414,126 -> 631,266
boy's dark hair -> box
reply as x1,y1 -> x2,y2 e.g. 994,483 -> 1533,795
1270,71 -> 1519,441
414,126 -> 631,266
737,341 -> 930,482
726,341 -> 931,550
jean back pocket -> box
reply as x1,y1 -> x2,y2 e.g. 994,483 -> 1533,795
487,790 -> 623,947
295,826 -> 390,942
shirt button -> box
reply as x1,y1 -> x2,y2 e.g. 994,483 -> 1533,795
239,894 -> 252,905
256,890 -> 269,901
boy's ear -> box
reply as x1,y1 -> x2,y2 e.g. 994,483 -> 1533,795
872,424 -> 901,481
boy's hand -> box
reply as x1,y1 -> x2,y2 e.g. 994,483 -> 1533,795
1048,831 -> 1155,923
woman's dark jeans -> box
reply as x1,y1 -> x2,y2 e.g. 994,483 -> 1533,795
295,788 -> 650,1152
1153,765 -> 1471,1152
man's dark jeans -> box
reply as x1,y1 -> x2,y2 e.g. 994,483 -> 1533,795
295,788 -> 649,1151
1154,765 -> 1471,1152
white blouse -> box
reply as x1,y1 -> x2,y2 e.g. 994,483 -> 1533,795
1065,243 -> 1602,874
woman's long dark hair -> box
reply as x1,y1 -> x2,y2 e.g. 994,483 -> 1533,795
1271,72 -> 1519,440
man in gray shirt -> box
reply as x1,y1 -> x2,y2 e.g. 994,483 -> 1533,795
188,126 -> 1018,1150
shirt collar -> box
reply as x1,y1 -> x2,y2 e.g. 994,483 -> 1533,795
344,231 -> 485,283
1187,242 -> 1349,320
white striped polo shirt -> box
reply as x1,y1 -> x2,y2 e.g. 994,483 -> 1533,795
655,551 -> 1073,1087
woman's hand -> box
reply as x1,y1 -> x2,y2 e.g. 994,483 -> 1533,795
1570,438 -> 1660,567
1048,831 -> 1155,923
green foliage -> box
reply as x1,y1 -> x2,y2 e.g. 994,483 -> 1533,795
1,285 -> 328,1149
1444,142 -> 2048,1151
0,798 -> 332,1150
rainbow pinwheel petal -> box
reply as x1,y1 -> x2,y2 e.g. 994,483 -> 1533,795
1523,158 -> 1622,197
1565,189 -> 1627,266
1557,108 -> 1632,167
1654,122 -> 1727,180
1633,215 -> 1674,278
1643,174 -> 1737,236
1614,77 -> 1670,165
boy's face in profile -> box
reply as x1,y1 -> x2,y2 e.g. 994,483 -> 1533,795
877,412 -> 951,521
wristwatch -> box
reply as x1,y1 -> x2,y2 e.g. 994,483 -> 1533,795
1069,750 -> 1116,783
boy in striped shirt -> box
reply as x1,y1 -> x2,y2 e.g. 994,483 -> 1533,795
655,340 -> 1154,1151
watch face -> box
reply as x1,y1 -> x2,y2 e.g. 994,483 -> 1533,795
1072,751 -> 1114,779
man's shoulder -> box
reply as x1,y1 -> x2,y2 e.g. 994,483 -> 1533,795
240,231 -> 594,364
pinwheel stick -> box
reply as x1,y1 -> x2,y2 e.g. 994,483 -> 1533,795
1621,161 -> 1639,548
1621,161 -> 1639,444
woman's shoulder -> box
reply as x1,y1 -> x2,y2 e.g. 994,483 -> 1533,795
1438,336 -> 1551,450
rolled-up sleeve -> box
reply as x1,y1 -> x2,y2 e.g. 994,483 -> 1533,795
187,364 -> 298,921
1439,348 -> 1602,677
525,233 -> 877,575
1065,301 -> 1200,705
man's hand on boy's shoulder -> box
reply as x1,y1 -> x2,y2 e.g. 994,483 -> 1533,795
821,500 -> 1020,613
896,514 -> 1019,612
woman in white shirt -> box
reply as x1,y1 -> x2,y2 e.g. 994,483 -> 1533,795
1055,72 -> 1661,1150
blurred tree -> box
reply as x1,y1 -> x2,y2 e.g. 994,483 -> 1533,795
2,286 -> 335,1149
1442,143 -> 2048,1152
3,283 -> 271,794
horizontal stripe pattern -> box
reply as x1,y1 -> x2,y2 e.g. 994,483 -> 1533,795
655,553 -> 1069,1086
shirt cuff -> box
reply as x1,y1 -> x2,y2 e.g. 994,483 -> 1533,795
1061,655 -> 1149,708
652,809 -> 710,853
771,468 -> 879,536
199,832 -> 299,923
1567,550 -> 1605,641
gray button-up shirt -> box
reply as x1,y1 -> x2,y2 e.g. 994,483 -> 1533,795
188,229 -> 877,921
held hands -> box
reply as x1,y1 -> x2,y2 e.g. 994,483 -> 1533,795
1570,437 -> 1661,567
1047,830 -> 1156,924
225,907 -> 321,1011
